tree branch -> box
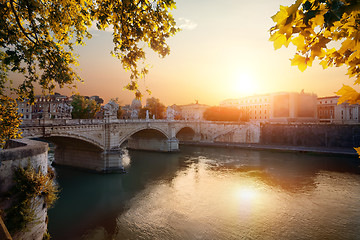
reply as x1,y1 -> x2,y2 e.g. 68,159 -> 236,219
24,0 -> 40,43
344,2 -> 360,15
9,0 -> 37,45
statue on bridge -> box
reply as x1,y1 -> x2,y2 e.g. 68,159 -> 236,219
104,100 -> 119,120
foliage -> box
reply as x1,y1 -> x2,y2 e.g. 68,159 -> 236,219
270,0 -> 360,104
0,0 -> 178,146
203,106 -> 249,122
5,166 -> 59,235
0,95 -> 22,148
71,95 -> 101,119
138,107 -> 149,119
0,0 -> 179,101
42,231 -> 51,240
270,0 -> 360,155
145,97 -> 166,119
117,106 -> 124,119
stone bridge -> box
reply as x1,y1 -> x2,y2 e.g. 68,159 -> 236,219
20,119 -> 260,172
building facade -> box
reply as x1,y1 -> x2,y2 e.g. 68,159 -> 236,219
166,105 -> 182,120
18,94 -> 72,120
221,92 -> 318,122
318,96 -> 360,123
178,103 -> 209,121
17,100 -> 32,120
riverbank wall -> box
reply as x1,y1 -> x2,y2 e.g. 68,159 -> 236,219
0,139 -> 48,240
260,123 -> 360,149
182,123 -> 360,156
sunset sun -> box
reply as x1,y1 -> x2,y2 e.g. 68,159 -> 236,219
234,73 -> 257,95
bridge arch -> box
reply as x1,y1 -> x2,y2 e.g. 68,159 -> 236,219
118,126 -> 171,148
26,133 -> 104,150
176,127 -> 196,141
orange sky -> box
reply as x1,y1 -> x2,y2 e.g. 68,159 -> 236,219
14,0 -> 357,106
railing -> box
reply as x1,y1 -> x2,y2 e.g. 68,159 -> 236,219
20,118 -> 249,127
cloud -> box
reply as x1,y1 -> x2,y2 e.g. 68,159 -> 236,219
177,18 -> 198,31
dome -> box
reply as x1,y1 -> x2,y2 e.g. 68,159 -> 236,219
131,99 -> 142,109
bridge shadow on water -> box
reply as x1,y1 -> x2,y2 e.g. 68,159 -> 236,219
48,145 -> 360,240
48,148 -> 188,240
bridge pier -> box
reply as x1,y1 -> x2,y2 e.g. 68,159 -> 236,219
53,145 -> 126,173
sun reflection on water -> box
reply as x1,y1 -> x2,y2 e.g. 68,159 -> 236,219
235,187 -> 258,202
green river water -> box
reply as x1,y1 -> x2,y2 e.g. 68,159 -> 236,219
48,146 -> 360,240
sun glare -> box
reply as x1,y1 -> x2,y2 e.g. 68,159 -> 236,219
234,187 -> 258,202
233,72 -> 257,95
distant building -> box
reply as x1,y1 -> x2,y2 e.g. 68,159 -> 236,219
119,99 -> 142,119
178,103 -> 209,121
221,91 -> 318,122
318,96 -> 360,123
17,99 -> 32,120
130,99 -> 142,119
121,105 -> 132,119
31,93 -> 72,119
166,105 -> 182,120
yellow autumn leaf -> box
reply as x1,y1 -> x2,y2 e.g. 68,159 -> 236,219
339,39 -> 355,54
274,34 -> 287,50
312,14 -> 324,27
335,84 -> 360,104
269,32 -> 280,42
320,60 -> 329,69
354,147 -> 360,157
323,30 -> 331,38
291,54 -> 307,72
287,0 -> 302,16
292,35 -> 306,51
271,5 -> 289,24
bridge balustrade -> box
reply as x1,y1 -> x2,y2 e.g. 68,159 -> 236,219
21,118 -> 250,127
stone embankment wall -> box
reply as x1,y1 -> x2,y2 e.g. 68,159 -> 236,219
0,139 -> 48,240
260,123 -> 360,148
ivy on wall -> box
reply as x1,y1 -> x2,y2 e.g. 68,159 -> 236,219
3,165 -> 58,236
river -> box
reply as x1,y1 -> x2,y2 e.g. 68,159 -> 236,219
48,146 -> 360,240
